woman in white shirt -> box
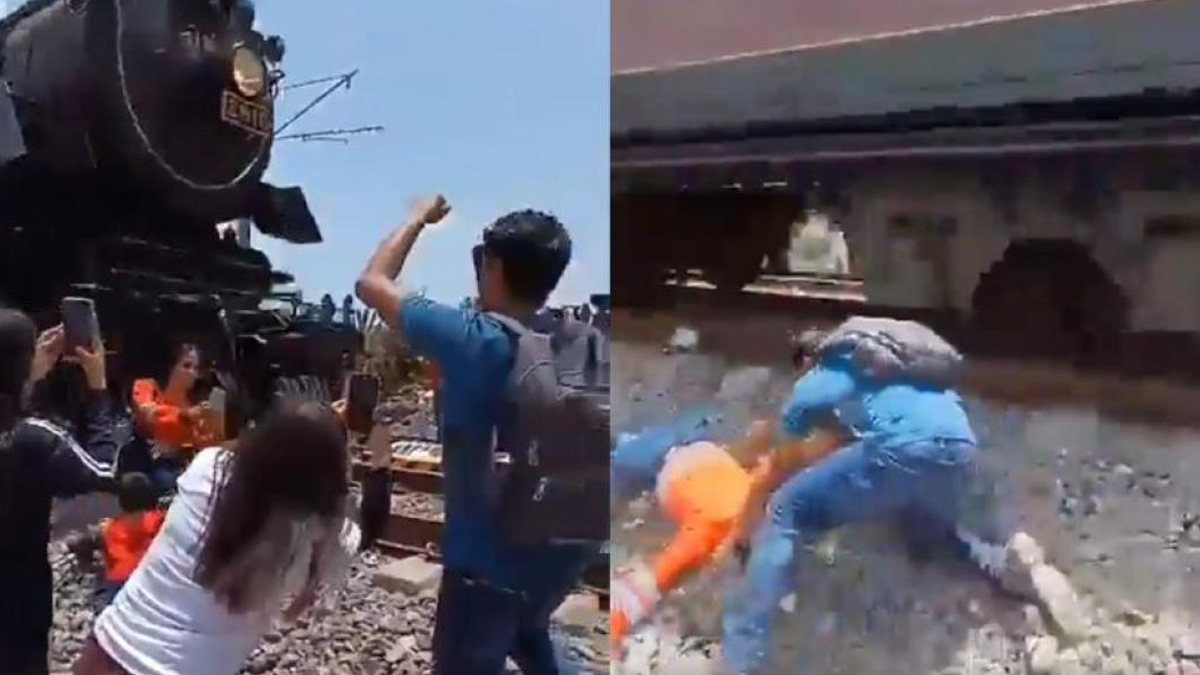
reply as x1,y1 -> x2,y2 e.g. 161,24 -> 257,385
73,400 -> 362,675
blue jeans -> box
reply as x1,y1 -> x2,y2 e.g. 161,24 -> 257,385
100,580 -> 125,608
431,563 -> 587,675
611,406 -> 717,502
721,439 -> 977,673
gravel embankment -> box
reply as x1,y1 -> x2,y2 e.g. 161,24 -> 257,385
48,546 -> 609,674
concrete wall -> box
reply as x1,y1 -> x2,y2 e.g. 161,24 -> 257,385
612,0 -> 1200,137
835,161 -> 1200,333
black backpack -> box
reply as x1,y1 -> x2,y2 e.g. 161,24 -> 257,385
489,313 -> 610,547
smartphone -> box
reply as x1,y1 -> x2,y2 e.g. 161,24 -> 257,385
61,297 -> 99,354
207,387 -> 227,417
346,373 -> 380,434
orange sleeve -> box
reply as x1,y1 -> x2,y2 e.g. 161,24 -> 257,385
650,515 -> 731,594
611,610 -> 631,650
147,509 -> 166,536
131,379 -> 193,446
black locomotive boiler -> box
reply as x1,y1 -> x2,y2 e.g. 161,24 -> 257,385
0,0 -> 358,416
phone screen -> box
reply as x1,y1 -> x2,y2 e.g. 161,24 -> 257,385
347,374 -> 380,434
208,387 -> 227,416
61,297 -> 98,353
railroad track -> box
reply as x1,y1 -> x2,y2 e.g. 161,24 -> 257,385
667,269 -> 867,302
353,438 -> 611,606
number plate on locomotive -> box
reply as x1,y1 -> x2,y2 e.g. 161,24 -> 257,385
221,91 -> 273,137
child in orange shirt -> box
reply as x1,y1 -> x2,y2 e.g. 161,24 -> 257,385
97,473 -> 166,606
610,422 -> 774,651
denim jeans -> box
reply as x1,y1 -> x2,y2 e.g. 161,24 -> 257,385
100,580 -> 125,608
611,406 -> 718,503
433,389 -> 444,442
431,564 -> 587,675
721,438 -> 977,673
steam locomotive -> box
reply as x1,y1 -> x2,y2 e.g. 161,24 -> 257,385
0,0 -> 358,416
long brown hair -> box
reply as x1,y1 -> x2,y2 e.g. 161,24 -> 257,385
194,400 -> 349,614
0,309 -> 35,436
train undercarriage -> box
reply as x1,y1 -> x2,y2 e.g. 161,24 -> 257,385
614,132 -> 1200,372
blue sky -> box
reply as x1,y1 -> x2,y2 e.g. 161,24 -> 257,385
253,0 -> 610,306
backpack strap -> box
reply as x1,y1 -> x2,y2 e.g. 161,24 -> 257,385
486,311 -> 530,337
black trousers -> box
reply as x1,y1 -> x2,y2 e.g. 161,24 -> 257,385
359,467 -> 392,551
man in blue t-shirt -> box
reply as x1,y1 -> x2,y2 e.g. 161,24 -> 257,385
356,195 -> 594,674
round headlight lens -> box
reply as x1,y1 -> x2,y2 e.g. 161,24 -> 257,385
231,46 -> 266,98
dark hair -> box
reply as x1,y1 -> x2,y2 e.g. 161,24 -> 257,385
0,308 -> 36,436
155,342 -> 202,405
27,365 -> 88,435
0,309 -> 36,534
194,400 -> 348,614
480,210 -> 572,306
166,342 -> 200,378
118,472 -> 159,513
790,329 -> 827,370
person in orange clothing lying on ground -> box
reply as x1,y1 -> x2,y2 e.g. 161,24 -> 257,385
97,472 -> 167,607
610,420 -> 778,652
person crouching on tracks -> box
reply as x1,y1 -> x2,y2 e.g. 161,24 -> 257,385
357,196 -> 604,674
128,343 -> 222,493
95,472 -> 166,607
0,310 -> 117,675
75,400 -> 361,675
718,319 -> 1045,673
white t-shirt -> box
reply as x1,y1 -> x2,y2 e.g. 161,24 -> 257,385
94,447 -> 360,675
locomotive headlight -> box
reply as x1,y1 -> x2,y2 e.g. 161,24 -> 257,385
231,45 -> 267,98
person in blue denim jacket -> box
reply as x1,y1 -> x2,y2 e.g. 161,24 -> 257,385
719,327 -> 999,673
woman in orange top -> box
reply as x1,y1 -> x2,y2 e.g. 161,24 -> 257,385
610,422 -> 774,652
130,343 -> 220,454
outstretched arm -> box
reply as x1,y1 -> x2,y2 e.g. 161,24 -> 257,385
727,426 -> 844,561
355,195 -> 451,331
49,342 -> 117,496
725,363 -> 856,556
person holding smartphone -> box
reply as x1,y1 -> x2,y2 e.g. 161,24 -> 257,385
0,309 -> 117,675
129,343 -> 221,491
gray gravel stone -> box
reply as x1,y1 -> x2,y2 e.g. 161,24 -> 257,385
1027,635 -> 1059,675
47,544 -> 608,674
